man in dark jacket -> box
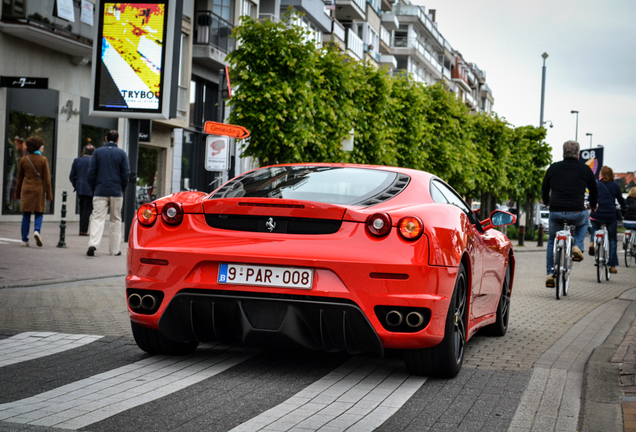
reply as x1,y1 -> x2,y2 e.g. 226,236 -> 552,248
541,140 -> 598,287
69,144 -> 94,236
86,130 -> 130,257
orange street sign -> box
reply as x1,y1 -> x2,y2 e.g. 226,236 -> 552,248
204,121 -> 250,139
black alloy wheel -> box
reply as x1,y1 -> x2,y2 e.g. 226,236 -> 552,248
405,263 -> 468,378
483,263 -> 511,336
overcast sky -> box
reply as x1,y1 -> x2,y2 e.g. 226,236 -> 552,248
417,0 -> 636,173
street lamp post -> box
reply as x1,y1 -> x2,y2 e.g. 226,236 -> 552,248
539,53 -> 549,127
586,132 -> 593,150
570,110 -> 579,141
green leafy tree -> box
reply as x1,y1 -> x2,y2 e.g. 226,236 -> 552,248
227,12 -> 319,165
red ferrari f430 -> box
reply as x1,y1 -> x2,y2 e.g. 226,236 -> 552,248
127,164 -> 516,378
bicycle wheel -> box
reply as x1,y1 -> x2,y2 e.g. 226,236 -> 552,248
595,238 -> 602,283
555,246 -> 563,300
605,243 -> 610,281
626,236 -> 633,267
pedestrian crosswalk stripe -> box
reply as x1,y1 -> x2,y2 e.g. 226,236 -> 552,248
0,344 -> 258,429
0,332 -> 103,368
229,356 -> 426,431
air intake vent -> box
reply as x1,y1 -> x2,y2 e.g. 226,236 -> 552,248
355,174 -> 410,207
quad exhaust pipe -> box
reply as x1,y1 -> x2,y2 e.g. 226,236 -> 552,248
385,310 -> 425,329
128,293 -> 158,312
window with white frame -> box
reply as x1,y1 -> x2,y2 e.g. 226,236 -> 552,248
293,15 -> 323,47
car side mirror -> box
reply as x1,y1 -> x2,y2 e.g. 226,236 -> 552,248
480,210 -> 516,231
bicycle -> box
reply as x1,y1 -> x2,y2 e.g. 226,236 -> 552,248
625,228 -> 636,267
553,221 -> 574,300
594,222 -> 610,282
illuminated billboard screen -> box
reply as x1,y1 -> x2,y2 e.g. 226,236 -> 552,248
91,1 -> 178,119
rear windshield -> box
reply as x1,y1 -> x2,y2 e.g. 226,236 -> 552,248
210,166 -> 400,205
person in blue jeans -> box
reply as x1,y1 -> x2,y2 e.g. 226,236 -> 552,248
541,140 -> 598,287
588,166 -> 626,273
15,136 -> 53,247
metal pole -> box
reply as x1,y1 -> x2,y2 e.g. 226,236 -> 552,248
575,113 -> 578,141
124,119 -> 140,243
57,191 -> 67,248
539,53 -> 548,127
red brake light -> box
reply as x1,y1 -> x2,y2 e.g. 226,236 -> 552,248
398,216 -> 424,240
161,202 -> 183,225
366,213 -> 392,237
137,204 -> 157,226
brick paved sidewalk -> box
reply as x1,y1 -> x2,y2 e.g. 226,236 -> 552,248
0,221 -> 127,288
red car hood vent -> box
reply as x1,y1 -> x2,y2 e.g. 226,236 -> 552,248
202,199 -> 347,235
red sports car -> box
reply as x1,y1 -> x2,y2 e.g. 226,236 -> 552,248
126,164 -> 515,378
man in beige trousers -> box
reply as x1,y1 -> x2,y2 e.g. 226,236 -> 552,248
86,130 -> 130,257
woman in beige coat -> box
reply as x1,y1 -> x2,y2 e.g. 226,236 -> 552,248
16,136 -> 53,247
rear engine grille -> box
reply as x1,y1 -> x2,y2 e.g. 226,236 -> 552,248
205,214 -> 342,234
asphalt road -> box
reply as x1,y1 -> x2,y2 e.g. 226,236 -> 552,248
1,222 -> 635,431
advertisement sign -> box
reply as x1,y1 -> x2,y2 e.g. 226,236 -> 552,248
56,0 -> 76,22
579,147 -> 604,178
90,1 -> 180,119
205,136 -> 229,171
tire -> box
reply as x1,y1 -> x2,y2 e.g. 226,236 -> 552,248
555,247 -> 563,300
131,321 -> 199,355
482,263 -> 511,336
626,237 -> 633,267
595,238 -> 602,283
405,263 -> 468,378
604,244 -> 610,281
562,253 -> 570,297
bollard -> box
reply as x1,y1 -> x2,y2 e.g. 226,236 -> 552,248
537,226 -> 544,247
518,226 -> 525,246
57,191 -> 67,248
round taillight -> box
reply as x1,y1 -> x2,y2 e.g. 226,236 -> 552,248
161,202 -> 183,225
398,216 -> 424,240
137,204 -> 157,227
366,213 -> 392,237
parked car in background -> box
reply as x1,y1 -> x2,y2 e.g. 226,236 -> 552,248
535,205 -> 549,230
127,164 -> 516,378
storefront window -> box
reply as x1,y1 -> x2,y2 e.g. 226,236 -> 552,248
80,125 -> 109,154
3,110 -> 56,215
137,146 -> 159,206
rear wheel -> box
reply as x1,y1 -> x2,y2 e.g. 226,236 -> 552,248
482,264 -> 511,336
131,321 -> 199,355
555,247 -> 563,300
405,263 -> 467,378
604,242 -> 611,281
626,236 -> 633,267
595,238 -> 602,283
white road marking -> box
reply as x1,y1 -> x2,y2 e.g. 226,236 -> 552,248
0,237 -> 21,243
0,344 -> 258,429
230,356 -> 426,432
0,332 -> 103,367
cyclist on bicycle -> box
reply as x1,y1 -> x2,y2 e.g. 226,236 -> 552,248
588,166 -> 626,274
625,187 -> 636,230
541,140 -> 598,287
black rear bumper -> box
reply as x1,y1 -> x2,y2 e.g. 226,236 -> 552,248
158,290 -> 384,356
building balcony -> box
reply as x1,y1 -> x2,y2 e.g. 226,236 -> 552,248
323,18 -> 346,51
192,11 -> 235,71
380,12 -> 399,32
392,4 -> 447,50
391,37 -> 443,79
0,0 -> 92,63
281,0 -> 332,32
379,54 -> 397,69
335,0 -> 366,22
346,28 -> 364,60
381,0 -> 395,12
379,25 -> 391,52
471,63 -> 486,83
464,91 -> 477,109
